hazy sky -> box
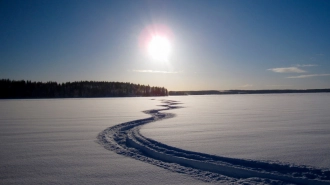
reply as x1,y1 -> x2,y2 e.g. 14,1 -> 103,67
1,0 -> 330,90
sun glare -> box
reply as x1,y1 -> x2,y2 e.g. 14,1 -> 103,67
148,35 -> 171,61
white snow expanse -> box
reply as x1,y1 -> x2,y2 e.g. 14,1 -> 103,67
1,94 -> 330,184
142,94 -> 330,169
0,98 -> 207,185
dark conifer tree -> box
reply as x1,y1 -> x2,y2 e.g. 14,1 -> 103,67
0,79 -> 168,99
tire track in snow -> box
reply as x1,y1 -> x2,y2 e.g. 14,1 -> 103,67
97,100 -> 330,184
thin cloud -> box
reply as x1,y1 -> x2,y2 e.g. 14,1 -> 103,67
268,67 -> 306,73
241,84 -> 253,88
286,74 -> 330,79
132,69 -> 179,74
295,64 -> 318,67
266,85 -> 292,87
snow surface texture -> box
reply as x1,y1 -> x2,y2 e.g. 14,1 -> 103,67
98,99 -> 330,185
0,98 -> 207,185
142,94 -> 330,169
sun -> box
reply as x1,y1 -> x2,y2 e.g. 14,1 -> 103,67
148,35 -> 171,61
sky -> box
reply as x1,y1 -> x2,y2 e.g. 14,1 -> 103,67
1,0 -> 330,91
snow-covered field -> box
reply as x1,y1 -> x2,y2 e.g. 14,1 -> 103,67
142,94 -> 330,169
1,94 -> 330,184
0,98 -> 207,185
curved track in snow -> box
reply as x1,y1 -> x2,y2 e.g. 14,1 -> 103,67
97,100 -> 330,184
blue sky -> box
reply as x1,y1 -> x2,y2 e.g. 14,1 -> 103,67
1,0 -> 330,90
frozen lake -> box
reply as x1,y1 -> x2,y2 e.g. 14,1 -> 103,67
1,94 -> 330,184
0,98 -> 207,185
142,94 -> 330,169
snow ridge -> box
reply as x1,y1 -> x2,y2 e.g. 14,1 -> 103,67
97,100 -> 330,184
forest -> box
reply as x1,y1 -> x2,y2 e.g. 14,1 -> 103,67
0,79 -> 168,98
169,89 -> 330,95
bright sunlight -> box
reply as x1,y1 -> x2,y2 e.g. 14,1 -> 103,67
148,35 -> 171,61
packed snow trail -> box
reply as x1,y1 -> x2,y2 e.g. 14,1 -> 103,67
97,100 -> 330,184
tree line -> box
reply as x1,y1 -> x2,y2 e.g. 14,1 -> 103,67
169,89 -> 330,96
0,79 -> 168,98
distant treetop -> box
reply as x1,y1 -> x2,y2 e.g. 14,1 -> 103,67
0,79 -> 168,99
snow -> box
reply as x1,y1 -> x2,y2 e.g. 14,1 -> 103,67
141,94 -> 330,182
1,94 -> 330,184
0,98 -> 207,185
142,94 -> 330,169
97,98 -> 330,184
